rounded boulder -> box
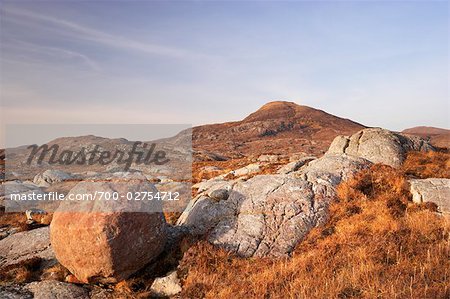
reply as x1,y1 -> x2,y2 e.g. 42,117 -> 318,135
50,174 -> 167,283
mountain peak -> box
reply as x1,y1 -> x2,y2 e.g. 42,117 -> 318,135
256,100 -> 312,112
193,100 -> 365,157
259,101 -> 299,109
244,101 -> 314,122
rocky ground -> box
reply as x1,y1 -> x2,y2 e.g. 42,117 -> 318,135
1,125 -> 449,298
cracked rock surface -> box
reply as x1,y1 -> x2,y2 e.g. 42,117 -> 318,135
0,227 -> 55,269
207,175 -> 332,257
327,128 -> 434,167
178,154 -> 372,257
277,156 -> 316,174
296,154 -> 372,184
409,178 -> 450,214
26,280 -> 89,299
0,285 -> 33,299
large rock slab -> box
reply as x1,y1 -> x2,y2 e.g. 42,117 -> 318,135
409,178 -> 450,214
277,156 -> 316,174
258,154 -> 281,163
231,163 -> 261,177
33,170 -> 74,187
1,181 -> 45,210
296,154 -> 372,184
327,128 -> 434,167
26,281 -> 89,299
176,194 -> 235,236
50,175 -> 167,283
208,175 -> 332,257
193,178 -> 237,194
0,285 -> 33,299
0,181 -> 44,198
178,154 -> 371,257
0,227 -> 55,269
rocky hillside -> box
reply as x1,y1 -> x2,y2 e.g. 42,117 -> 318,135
1,127 -> 448,298
193,101 -> 365,158
2,102 -> 365,169
402,126 -> 450,148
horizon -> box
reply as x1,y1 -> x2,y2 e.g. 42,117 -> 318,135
0,1 -> 449,147
3,100 -> 449,149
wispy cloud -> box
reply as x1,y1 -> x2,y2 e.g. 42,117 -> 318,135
1,6 -> 196,59
0,1 -> 447,141
2,39 -> 101,71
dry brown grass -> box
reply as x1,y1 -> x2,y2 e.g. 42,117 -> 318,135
193,158 -> 251,183
0,257 -> 43,284
178,164 -> 450,298
163,212 -> 182,225
0,211 -> 53,234
40,263 -> 70,281
0,212 -> 30,233
0,257 -> 70,285
402,150 -> 450,179
192,157 -> 289,183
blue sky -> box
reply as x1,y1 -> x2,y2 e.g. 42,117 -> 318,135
0,1 -> 448,143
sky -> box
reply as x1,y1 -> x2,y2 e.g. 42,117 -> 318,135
0,1 -> 448,146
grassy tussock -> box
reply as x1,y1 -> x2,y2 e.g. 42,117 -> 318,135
402,150 -> 450,179
0,257 -> 43,283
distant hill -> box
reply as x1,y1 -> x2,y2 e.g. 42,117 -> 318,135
192,101 -> 365,158
402,126 -> 449,149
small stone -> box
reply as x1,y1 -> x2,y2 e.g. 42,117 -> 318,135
258,154 -> 280,163
25,208 -> 46,221
150,271 -> 182,297
209,189 -> 229,201
65,274 -> 83,284
231,163 -> 261,177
